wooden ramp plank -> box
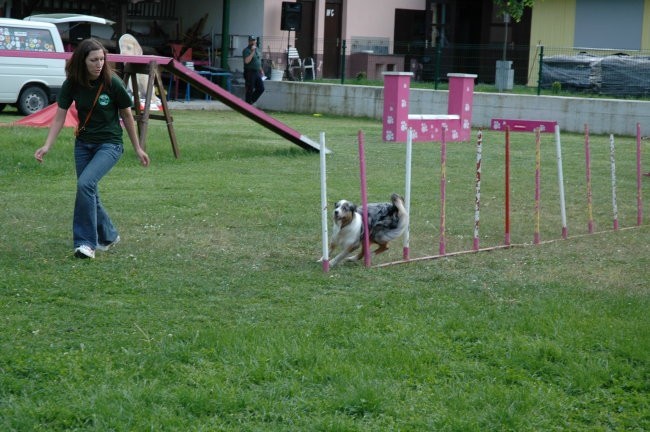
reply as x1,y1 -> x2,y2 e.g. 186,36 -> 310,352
0,51 -> 328,153
163,59 -> 326,153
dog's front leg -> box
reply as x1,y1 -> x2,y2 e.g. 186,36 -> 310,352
373,243 -> 389,255
318,239 -> 340,263
330,245 -> 358,267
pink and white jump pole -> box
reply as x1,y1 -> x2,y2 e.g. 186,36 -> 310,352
504,126 -> 511,246
473,130 -> 483,251
358,130 -> 372,267
403,129 -> 413,260
439,127 -> 448,256
636,123 -> 643,226
534,128 -> 542,245
319,132 -> 330,272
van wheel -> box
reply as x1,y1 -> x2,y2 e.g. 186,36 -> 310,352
18,86 -> 48,115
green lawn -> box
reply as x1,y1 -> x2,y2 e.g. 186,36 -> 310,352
1,108 -> 648,431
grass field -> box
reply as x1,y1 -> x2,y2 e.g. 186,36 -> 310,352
1,107 -> 649,431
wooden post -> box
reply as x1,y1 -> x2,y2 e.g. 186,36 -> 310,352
123,61 -> 180,158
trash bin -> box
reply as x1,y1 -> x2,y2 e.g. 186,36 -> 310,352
495,60 -> 514,91
270,69 -> 284,81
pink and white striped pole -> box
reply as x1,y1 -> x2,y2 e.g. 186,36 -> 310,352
504,126 -> 511,246
584,124 -> 594,234
610,134 -> 619,230
358,130 -> 372,267
534,128 -> 542,245
473,130 -> 483,251
439,127 -> 447,256
403,129 -> 413,260
636,123 -> 643,226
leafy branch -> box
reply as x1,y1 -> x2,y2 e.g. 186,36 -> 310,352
493,0 -> 536,22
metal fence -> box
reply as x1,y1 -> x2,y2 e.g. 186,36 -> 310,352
391,42 -> 532,87
220,37 -> 650,99
538,46 -> 650,97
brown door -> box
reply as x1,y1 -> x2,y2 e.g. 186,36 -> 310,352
323,0 -> 342,78
295,0 -> 315,59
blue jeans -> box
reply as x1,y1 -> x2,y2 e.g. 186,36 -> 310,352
73,139 -> 123,249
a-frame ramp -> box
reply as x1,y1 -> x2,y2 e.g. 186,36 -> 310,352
163,59 -> 326,153
0,50 -> 327,153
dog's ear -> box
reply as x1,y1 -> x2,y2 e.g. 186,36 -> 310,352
350,203 -> 357,213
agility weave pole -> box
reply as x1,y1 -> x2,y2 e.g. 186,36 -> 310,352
358,131 -> 372,267
319,132 -> 330,272
610,134 -> 619,231
403,129 -> 413,260
584,124 -> 595,233
504,126 -> 511,246
473,130 -> 483,251
636,123 -> 644,226
555,124 -> 569,239
534,128 -> 542,245
439,128 -> 448,256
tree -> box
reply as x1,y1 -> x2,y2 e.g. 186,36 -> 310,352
493,0 -> 536,22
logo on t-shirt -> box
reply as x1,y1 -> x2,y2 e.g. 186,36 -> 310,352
99,94 -> 110,106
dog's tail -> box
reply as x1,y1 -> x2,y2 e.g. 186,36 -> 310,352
391,193 -> 409,236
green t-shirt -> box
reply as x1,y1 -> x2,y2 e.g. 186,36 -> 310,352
58,74 -> 133,145
242,45 -> 261,71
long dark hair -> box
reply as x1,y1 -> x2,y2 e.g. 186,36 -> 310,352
65,38 -> 113,88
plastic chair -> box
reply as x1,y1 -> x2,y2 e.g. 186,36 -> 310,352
303,57 -> 316,80
287,47 -> 303,81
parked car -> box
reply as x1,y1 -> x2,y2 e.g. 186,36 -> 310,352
24,13 -> 116,52
0,17 -> 65,115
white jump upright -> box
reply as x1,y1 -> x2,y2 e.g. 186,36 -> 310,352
319,132 -> 330,272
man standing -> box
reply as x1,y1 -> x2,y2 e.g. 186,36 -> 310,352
242,35 -> 265,105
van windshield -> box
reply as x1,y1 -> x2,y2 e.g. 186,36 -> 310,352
0,26 -> 56,51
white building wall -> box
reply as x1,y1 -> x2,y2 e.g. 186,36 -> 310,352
173,0 -> 428,70
342,0 -> 425,53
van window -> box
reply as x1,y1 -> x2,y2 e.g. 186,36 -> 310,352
0,25 -> 57,52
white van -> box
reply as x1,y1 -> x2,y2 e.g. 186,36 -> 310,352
0,18 -> 66,115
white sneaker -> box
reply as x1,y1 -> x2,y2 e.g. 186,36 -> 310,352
96,235 -> 120,252
74,244 -> 95,259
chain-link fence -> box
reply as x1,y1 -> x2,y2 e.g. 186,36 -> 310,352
538,46 -> 650,97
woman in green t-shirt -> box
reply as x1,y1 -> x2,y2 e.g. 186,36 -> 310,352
34,38 -> 150,259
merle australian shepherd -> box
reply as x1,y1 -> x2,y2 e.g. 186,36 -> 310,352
325,193 -> 409,267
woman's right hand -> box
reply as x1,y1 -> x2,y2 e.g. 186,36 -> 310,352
34,146 -> 49,163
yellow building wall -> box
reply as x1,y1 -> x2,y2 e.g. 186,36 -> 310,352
643,0 -> 650,49
527,0 -> 650,85
527,0 -> 576,86
529,0 -> 577,48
